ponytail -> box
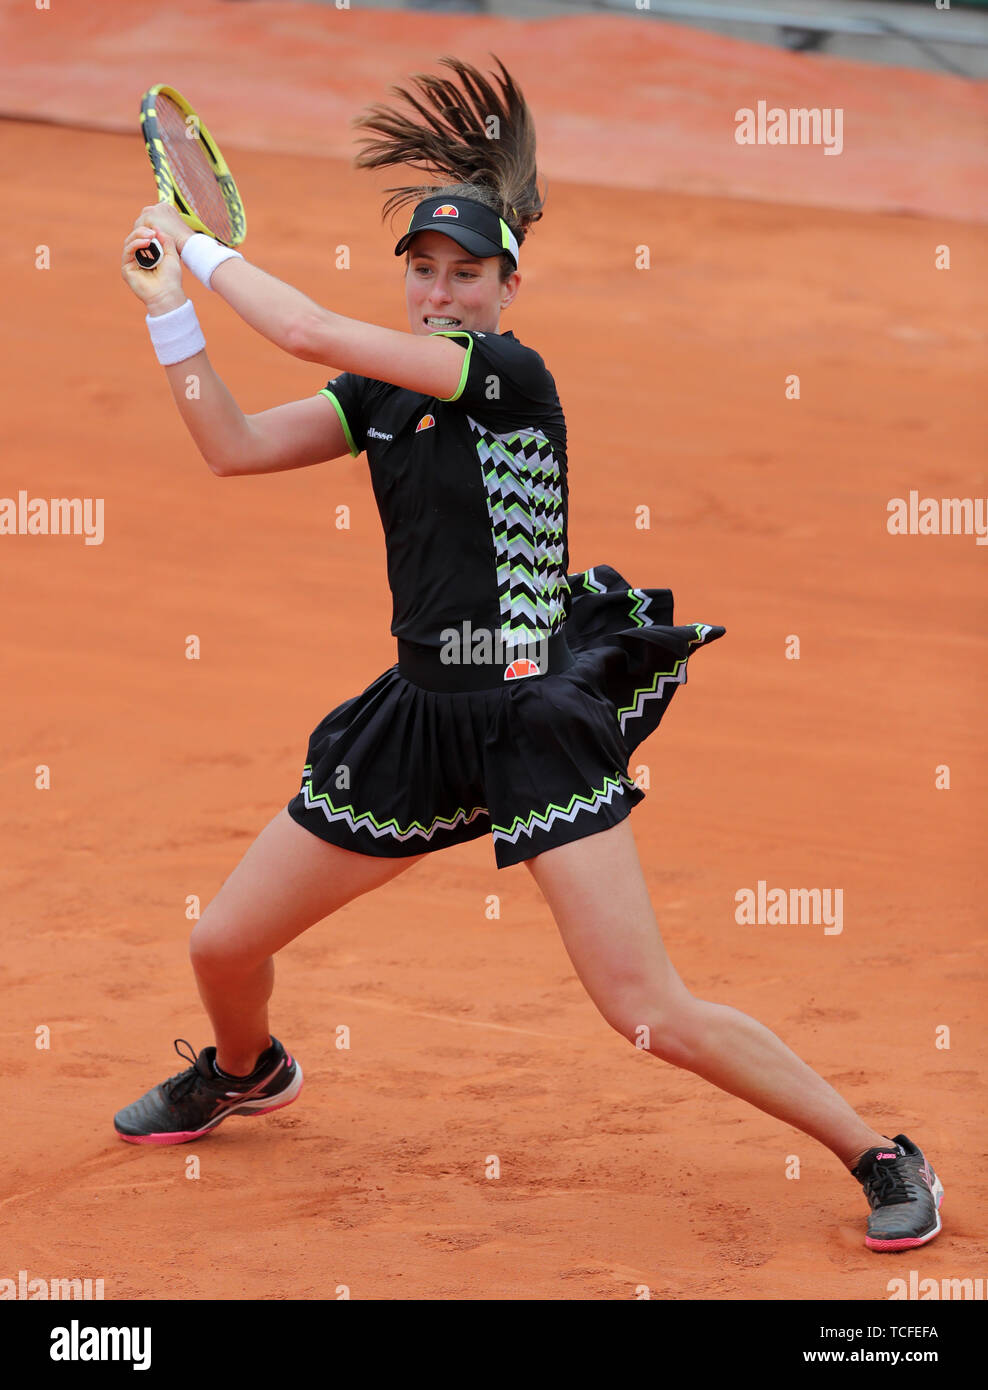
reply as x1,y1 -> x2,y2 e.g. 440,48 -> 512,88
352,54 -> 545,256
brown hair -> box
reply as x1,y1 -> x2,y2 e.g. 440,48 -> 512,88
351,55 -> 545,283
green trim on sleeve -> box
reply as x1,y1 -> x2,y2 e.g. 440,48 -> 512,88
429,329 -> 474,403
318,388 -> 359,457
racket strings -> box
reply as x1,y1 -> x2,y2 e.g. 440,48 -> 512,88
155,94 -> 236,243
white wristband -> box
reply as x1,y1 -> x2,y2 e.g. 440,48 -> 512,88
146,298 -> 206,366
181,232 -> 244,289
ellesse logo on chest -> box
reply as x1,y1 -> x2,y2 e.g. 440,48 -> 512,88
415,414 -> 436,433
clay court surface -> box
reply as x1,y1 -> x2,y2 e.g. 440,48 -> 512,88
2,2 -> 986,1300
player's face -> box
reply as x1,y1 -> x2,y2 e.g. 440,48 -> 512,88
406,230 -> 519,335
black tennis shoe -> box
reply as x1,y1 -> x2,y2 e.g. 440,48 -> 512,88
851,1134 -> 944,1252
114,1036 -> 303,1145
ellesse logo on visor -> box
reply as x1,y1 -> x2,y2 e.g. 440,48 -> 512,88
432,205 -> 459,218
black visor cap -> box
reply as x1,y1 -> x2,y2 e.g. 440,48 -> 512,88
394,195 -> 518,268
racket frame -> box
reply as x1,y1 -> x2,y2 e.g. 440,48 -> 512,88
138,84 -> 247,251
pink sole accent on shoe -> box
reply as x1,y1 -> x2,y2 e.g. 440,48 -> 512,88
866,1234 -> 936,1251
116,1127 -> 216,1146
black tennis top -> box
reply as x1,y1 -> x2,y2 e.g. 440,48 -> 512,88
321,329 -> 570,652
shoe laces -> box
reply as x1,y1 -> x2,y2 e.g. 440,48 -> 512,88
163,1038 -> 208,1101
868,1160 -> 913,1207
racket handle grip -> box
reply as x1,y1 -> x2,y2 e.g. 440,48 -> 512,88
135,237 -> 163,270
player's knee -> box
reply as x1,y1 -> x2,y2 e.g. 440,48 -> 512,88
607,1000 -> 701,1070
189,914 -> 258,976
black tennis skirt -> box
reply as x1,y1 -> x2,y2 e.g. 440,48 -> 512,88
286,565 -> 725,869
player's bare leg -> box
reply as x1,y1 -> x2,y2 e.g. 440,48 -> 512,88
114,810 -> 427,1143
524,817 -> 890,1169
189,808 -> 427,1075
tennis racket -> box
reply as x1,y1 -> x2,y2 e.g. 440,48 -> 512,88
136,84 -> 246,270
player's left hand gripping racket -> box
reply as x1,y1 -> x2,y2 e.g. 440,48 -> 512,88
136,84 -> 247,269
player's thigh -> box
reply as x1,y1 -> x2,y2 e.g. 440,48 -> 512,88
523,818 -> 692,1026
192,807 -> 425,965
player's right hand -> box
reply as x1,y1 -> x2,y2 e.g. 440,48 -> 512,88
121,226 -> 184,307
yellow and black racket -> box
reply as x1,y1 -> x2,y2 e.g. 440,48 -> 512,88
136,84 -> 246,269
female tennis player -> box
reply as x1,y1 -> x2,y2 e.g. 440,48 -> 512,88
116,57 -> 942,1253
